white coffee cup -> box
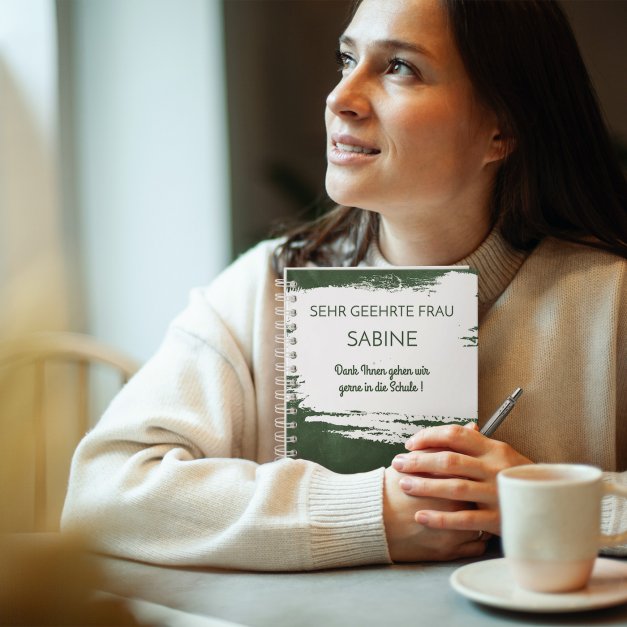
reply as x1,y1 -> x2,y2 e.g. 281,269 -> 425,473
497,464 -> 627,593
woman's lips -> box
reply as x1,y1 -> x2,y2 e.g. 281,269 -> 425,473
328,133 -> 381,164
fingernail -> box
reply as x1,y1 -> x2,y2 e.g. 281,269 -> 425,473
392,455 -> 406,470
405,437 -> 416,450
416,512 -> 429,525
399,477 -> 413,491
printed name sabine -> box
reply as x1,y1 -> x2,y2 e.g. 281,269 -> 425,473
347,330 -> 418,347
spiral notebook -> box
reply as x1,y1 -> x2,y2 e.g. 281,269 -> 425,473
275,267 -> 478,473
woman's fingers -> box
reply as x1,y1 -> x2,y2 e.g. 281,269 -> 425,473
415,507 -> 500,535
383,466 -> 492,562
398,475 -> 497,505
399,423 -> 530,480
405,424 -> 487,455
392,450 -> 490,480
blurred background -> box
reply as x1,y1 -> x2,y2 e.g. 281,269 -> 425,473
0,0 -> 354,365
0,0 -> 625,532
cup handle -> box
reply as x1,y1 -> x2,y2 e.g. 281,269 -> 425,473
600,482 -> 627,546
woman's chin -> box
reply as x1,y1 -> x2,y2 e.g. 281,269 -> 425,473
325,182 -> 366,210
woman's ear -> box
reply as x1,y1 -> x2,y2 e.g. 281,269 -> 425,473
488,131 -> 516,163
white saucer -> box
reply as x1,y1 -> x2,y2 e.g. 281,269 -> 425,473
450,557 -> 627,613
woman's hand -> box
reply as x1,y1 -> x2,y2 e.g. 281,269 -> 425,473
391,423 -> 532,536
383,466 -> 489,562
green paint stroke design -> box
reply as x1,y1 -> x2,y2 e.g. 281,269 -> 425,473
295,415 -> 471,474
288,393 -> 473,451
461,325 -> 478,347
286,267 -> 476,293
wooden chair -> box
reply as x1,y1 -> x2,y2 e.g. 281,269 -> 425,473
0,332 -> 139,531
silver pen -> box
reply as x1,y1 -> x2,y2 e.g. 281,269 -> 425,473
480,388 -> 523,437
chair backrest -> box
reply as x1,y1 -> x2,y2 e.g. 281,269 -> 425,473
0,332 -> 139,531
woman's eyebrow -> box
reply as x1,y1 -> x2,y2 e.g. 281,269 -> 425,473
339,34 -> 435,59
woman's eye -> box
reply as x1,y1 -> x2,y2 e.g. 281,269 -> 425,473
388,58 -> 415,77
335,50 -> 355,73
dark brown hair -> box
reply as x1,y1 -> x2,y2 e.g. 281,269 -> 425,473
273,0 -> 627,273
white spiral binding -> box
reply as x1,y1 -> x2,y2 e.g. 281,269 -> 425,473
274,278 -> 298,459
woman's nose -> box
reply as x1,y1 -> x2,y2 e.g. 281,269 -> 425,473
326,72 -> 371,120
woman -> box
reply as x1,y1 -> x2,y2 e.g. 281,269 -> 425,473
62,0 -> 627,570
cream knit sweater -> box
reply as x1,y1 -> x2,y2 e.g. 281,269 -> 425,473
62,229 -> 627,569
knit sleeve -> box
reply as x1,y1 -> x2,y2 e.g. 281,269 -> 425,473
61,250 -> 390,571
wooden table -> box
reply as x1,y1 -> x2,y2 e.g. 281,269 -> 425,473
97,553 -> 627,627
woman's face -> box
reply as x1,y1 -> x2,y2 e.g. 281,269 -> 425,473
325,0 -> 503,221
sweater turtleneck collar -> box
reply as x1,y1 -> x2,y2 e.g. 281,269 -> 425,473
364,227 -> 531,318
